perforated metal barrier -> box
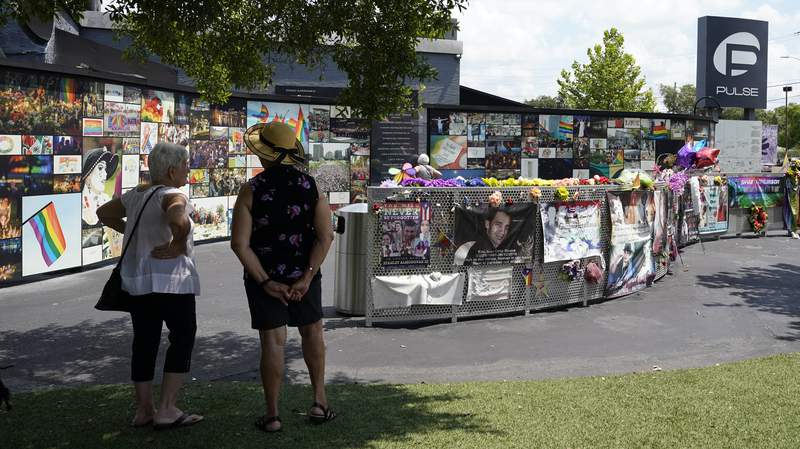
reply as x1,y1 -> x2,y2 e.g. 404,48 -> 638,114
366,184 -> 672,326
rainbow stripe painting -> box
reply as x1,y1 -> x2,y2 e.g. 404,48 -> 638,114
60,78 -> 77,103
24,202 -> 66,266
559,119 -> 573,139
651,124 -> 668,140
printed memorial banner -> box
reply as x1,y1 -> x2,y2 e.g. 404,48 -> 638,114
453,203 -> 536,266
379,201 -> 431,268
690,179 -> 728,234
762,124 -> 778,166
652,190 -> 668,256
540,201 -> 602,262
606,191 -> 655,298
727,176 -> 783,208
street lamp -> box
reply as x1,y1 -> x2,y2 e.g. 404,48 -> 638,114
780,56 -> 798,153
784,86 -> 792,152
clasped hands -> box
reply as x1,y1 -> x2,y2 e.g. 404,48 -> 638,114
263,275 -> 312,306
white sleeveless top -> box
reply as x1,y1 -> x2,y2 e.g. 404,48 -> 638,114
119,185 -> 201,296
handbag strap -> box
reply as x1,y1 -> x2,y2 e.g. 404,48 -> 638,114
116,185 -> 166,268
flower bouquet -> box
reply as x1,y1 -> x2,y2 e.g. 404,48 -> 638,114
748,205 -> 767,235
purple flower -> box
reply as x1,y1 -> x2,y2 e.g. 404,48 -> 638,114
289,234 -> 302,247
288,205 -> 301,219
261,193 -> 273,201
300,178 -> 311,189
278,234 -> 286,240
288,269 -> 303,279
276,264 -> 286,274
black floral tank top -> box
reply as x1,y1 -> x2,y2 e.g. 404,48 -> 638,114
248,166 -> 319,283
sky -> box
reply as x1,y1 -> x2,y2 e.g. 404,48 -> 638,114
453,0 -> 800,110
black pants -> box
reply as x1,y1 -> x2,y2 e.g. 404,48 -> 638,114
129,293 -> 197,382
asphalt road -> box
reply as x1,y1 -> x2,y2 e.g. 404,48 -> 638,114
1,235 -> 799,391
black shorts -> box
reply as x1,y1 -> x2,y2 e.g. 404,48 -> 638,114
245,274 -> 323,330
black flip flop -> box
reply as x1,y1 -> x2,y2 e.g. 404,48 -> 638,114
255,415 -> 282,433
153,412 -> 203,430
308,402 -> 336,425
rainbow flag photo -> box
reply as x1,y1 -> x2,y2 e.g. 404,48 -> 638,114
651,124 -> 669,140
24,202 -> 66,267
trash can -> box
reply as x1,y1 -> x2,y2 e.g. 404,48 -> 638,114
333,203 -> 369,315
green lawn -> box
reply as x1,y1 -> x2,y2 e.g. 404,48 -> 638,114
2,353 -> 799,449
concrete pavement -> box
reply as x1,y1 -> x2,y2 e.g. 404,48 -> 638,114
1,235 -> 799,390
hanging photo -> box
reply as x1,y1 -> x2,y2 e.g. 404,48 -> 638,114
22,135 -> 53,155
190,196 -> 228,241
430,135 -> 467,170
540,201 -> 602,262
140,89 -> 175,123
453,203 -> 536,266
81,144 -> 121,228
22,194 -> 82,276
652,190 -> 668,255
140,122 -> 159,154
104,83 -> 124,103
53,135 -> 81,155
0,134 -> 22,155
379,201 -> 431,268
690,179 -> 729,234
606,191 -> 655,298
82,118 -> 103,137
103,101 -> 140,137
0,237 -> 22,281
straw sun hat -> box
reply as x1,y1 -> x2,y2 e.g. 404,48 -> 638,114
244,122 -> 306,166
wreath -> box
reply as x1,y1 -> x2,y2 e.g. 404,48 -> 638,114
748,205 -> 767,235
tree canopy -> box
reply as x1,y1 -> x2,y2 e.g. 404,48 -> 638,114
523,95 -> 562,109
2,1 -> 466,120
557,28 -> 655,112
659,83 -> 696,114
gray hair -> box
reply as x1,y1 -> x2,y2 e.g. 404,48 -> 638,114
417,153 -> 430,165
149,142 -> 189,182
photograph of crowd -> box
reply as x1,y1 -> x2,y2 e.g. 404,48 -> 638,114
190,197 -> 228,240
189,140 -> 228,168
208,168 -> 246,197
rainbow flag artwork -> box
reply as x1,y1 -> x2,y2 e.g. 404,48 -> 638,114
288,106 -> 311,147
24,202 -> 66,267
558,117 -> 573,140
651,124 -> 669,140
60,78 -> 77,103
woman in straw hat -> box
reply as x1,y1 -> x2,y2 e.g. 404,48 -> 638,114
231,121 -> 336,432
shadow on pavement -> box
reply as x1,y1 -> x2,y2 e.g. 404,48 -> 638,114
695,262 -> 800,342
0,317 -> 360,390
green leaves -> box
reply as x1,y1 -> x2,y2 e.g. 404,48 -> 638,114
660,83 -> 696,114
101,0 -> 466,120
557,28 -> 656,113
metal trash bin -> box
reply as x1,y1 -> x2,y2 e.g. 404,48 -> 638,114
333,203 -> 369,315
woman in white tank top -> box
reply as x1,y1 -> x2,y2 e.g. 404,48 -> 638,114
97,142 -> 203,430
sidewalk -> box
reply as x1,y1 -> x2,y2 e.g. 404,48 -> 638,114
1,236 -> 799,390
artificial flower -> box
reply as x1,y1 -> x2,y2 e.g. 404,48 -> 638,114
488,191 -> 503,208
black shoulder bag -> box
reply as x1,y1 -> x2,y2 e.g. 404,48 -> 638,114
95,186 -> 165,312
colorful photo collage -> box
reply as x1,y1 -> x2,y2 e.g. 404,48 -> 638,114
0,67 -> 368,282
429,109 -> 706,181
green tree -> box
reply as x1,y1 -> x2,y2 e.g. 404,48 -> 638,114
524,95 -> 562,108
659,83 -> 695,114
758,104 -> 800,150
557,28 -> 655,112
2,1 -> 466,120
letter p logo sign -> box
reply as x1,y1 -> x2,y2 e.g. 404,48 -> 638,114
713,32 -> 760,77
